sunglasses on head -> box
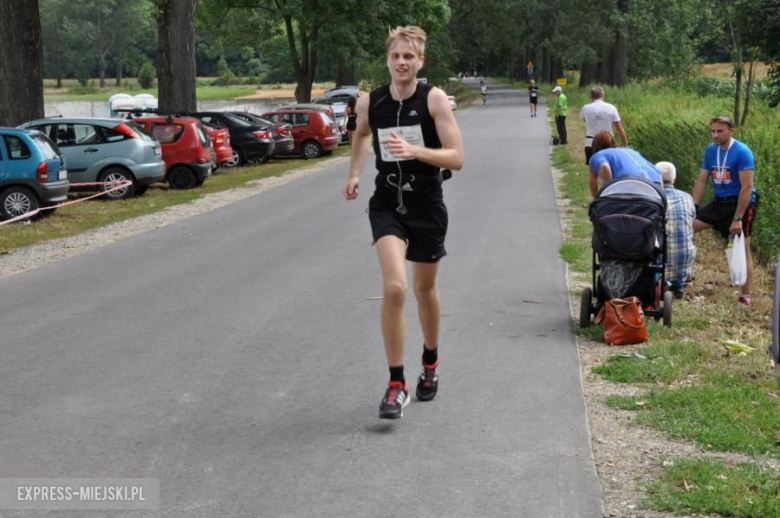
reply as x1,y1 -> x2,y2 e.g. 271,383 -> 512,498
710,116 -> 733,128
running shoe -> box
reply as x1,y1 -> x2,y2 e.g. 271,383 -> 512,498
379,381 -> 409,419
415,358 -> 439,402
738,294 -> 753,307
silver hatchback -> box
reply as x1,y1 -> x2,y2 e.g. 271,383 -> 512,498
19,117 -> 166,199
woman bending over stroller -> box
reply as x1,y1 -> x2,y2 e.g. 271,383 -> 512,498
588,130 -> 663,197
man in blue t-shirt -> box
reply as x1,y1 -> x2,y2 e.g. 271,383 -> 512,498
693,115 -> 759,307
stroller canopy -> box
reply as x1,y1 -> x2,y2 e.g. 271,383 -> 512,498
596,177 -> 667,211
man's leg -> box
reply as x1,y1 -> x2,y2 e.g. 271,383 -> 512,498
376,235 -> 408,367
412,260 -> 441,350
693,219 -> 713,233
412,260 -> 442,401
743,235 -> 753,297
560,116 -> 567,144
375,235 -> 411,418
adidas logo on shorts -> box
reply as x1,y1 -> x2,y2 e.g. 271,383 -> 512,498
402,182 -> 413,192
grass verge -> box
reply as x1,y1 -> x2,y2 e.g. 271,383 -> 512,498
525,80 -> 780,517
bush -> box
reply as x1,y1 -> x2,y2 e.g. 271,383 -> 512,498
137,62 -> 156,89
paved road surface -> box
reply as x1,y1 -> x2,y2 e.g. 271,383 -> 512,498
0,81 -> 603,517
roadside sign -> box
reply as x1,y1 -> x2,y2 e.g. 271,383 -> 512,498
557,78 -> 568,86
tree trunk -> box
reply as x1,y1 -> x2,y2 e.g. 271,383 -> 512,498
0,0 -> 44,126
116,57 -> 123,87
283,14 -> 318,103
336,57 -> 357,87
580,61 -> 595,87
741,58 -> 755,126
157,0 -> 198,112
610,0 -> 629,87
733,48 -> 743,126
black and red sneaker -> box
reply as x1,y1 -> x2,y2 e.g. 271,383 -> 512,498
379,381 -> 410,419
415,358 -> 439,401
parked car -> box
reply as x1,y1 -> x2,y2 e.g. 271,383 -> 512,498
0,127 -> 69,221
132,116 -> 215,189
448,95 -> 458,111
19,117 -> 165,199
279,102 -> 347,143
201,123 -> 233,167
226,112 -> 294,159
310,99 -> 349,142
324,85 -> 360,99
187,112 -> 275,167
261,109 -> 340,159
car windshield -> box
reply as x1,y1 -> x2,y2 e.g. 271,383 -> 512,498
29,133 -> 61,160
124,120 -> 153,141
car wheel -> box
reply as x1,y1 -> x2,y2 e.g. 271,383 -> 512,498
0,187 -> 40,221
225,148 -> 245,167
168,165 -> 197,190
302,141 -> 322,159
98,167 -> 135,200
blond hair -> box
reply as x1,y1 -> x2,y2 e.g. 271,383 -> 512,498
386,26 -> 427,56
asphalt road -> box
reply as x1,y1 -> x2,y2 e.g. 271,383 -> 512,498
0,81 -> 603,517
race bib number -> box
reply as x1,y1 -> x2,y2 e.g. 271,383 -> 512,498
711,166 -> 732,184
531,93 -> 537,97
378,125 -> 424,162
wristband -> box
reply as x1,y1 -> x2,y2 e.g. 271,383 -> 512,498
733,215 -> 742,222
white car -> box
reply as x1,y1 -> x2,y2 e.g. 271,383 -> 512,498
447,95 -> 457,111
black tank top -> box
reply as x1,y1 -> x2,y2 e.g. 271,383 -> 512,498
368,82 -> 442,177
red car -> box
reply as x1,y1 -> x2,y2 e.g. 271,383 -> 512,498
202,123 -> 233,167
261,109 -> 340,159
133,116 -> 214,189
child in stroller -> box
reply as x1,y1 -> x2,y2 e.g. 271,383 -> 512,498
581,177 -> 674,327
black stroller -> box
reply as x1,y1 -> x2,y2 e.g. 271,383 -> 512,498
580,177 -> 673,328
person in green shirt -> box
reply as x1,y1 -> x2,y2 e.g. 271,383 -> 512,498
553,86 -> 568,145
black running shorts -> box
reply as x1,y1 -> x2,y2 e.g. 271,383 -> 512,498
368,173 -> 448,263
696,195 -> 759,239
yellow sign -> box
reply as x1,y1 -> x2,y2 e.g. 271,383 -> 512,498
557,78 -> 568,86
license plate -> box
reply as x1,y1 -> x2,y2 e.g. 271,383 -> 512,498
58,169 -> 67,180
154,146 -> 162,156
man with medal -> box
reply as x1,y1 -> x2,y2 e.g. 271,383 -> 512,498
693,115 -> 759,307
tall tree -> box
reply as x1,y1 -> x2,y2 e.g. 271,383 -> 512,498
156,0 -> 198,112
0,0 -> 44,126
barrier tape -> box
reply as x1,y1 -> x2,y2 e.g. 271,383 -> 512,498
0,180 -> 133,227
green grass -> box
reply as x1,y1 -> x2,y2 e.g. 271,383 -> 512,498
643,458 -> 780,517
559,242 -> 590,272
593,340 -> 711,384
607,384 -> 780,457
0,147 -> 349,254
45,85 -> 258,102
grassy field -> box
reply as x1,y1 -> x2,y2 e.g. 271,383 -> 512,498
698,62 -> 770,80
542,84 -> 779,517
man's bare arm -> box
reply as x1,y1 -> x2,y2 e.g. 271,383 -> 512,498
343,95 -> 372,200
692,168 -> 710,205
613,121 -> 628,147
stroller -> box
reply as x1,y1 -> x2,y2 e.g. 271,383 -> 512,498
580,177 -> 673,328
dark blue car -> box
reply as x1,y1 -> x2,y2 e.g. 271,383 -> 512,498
0,127 -> 69,221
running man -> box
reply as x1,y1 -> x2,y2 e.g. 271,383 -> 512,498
528,79 -> 540,117
342,26 -> 464,419
480,80 -> 487,104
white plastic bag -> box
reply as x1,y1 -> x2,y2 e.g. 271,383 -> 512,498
726,233 -> 747,287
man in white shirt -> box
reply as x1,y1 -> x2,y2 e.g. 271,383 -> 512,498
580,86 -> 628,165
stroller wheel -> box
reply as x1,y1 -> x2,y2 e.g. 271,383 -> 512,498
663,290 -> 674,327
580,287 -> 593,328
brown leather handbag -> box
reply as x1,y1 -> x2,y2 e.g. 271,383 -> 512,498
594,297 -> 648,345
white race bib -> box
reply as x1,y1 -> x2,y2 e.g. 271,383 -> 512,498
378,125 -> 424,162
